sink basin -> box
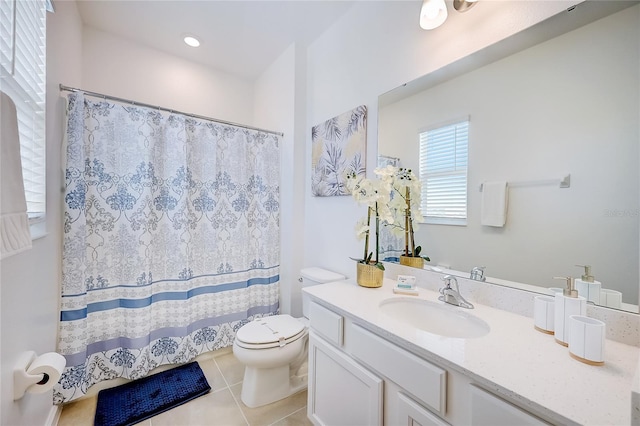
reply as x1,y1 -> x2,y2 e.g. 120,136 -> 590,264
379,298 -> 490,338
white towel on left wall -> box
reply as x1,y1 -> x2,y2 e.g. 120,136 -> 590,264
481,181 -> 508,227
1,91 -> 32,259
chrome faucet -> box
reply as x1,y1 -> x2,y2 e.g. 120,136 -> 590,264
439,275 -> 474,309
470,266 -> 486,282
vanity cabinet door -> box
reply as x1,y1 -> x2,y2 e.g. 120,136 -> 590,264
396,392 -> 450,426
308,331 -> 383,426
469,385 -> 549,426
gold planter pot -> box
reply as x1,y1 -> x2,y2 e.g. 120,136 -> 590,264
399,255 -> 424,269
356,262 -> 384,288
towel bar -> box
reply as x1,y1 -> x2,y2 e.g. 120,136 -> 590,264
479,174 -> 570,191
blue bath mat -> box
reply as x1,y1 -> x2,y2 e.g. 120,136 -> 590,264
94,361 -> 211,426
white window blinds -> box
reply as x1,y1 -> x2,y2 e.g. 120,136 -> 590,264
0,0 -> 47,220
419,119 -> 469,224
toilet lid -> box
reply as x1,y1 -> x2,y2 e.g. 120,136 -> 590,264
235,314 -> 306,349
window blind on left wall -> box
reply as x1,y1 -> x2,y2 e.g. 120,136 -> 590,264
0,0 -> 47,221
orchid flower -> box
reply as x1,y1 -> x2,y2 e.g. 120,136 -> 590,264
345,170 -> 394,268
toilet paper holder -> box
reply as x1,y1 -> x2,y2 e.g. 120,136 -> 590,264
14,351 -> 53,401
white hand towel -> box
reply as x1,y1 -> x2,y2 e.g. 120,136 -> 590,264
481,181 -> 508,227
1,91 -> 32,259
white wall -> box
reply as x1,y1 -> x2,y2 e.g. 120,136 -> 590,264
378,7 -> 639,302
304,1 -> 576,279
1,5 -> 261,423
0,2 -> 83,425
81,26 -> 254,125
254,43 -> 307,316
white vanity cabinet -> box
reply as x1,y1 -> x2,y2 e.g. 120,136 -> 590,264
308,332 -> 384,425
307,301 -> 552,426
307,301 -> 383,425
307,301 -> 449,426
304,278 -> 638,425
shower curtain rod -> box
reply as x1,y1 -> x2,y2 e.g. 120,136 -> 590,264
59,84 -> 285,137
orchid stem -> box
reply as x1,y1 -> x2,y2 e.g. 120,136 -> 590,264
364,206 -> 371,262
404,187 -> 410,256
375,202 -> 380,264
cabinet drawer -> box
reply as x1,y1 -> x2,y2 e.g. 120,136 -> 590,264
469,385 -> 549,426
309,302 -> 344,347
349,324 -> 447,415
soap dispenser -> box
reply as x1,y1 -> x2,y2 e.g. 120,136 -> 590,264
574,265 -> 601,305
553,276 -> 587,346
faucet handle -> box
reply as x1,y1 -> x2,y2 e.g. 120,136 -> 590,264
470,266 -> 486,281
440,275 -> 452,294
441,274 -> 459,292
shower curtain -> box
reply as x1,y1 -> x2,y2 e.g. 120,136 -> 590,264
55,92 -> 281,403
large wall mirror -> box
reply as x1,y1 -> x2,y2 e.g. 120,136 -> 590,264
378,1 -> 639,313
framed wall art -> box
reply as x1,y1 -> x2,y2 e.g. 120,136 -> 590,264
311,105 -> 367,197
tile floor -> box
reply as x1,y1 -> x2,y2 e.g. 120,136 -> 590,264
57,348 -> 312,426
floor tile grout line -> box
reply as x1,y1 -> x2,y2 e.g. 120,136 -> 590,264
214,355 -> 250,426
212,355 -> 234,391
267,406 -> 308,426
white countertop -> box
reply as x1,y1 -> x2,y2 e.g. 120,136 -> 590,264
304,278 -> 640,426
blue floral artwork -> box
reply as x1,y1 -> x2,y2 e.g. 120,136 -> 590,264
311,105 -> 367,197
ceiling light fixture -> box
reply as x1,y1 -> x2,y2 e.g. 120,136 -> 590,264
453,0 -> 478,13
420,0 -> 479,30
183,35 -> 200,48
419,0 -> 448,30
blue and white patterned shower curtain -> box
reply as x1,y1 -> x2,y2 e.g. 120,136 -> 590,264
55,92 -> 280,403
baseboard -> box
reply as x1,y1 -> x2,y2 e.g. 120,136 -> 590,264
45,404 -> 62,426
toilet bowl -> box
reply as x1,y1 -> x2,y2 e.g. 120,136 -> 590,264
232,267 -> 345,408
233,315 -> 309,408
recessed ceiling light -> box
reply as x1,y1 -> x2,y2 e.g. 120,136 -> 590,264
183,35 -> 200,48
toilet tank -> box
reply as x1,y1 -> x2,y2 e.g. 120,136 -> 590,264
300,267 -> 345,318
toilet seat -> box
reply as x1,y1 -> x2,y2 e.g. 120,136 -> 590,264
235,314 -> 307,349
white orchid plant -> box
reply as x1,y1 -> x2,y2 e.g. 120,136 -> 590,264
377,166 -> 430,261
345,168 -> 395,270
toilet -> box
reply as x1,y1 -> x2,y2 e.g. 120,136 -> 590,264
232,267 -> 345,408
